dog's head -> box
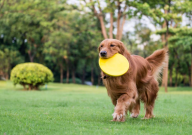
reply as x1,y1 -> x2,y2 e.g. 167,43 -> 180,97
98,39 -> 126,58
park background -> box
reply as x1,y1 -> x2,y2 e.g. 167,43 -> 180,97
0,0 -> 192,89
0,0 -> 192,134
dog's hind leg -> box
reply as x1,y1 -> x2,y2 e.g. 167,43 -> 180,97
130,99 -> 140,118
143,102 -> 155,119
143,79 -> 159,119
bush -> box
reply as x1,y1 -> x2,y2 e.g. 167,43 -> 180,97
11,63 -> 54,90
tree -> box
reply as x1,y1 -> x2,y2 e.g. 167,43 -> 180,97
169,27 -> 192,86
82,0 -> 153,40
0,0 -> 60,62
44,31 -> 70,83
68,14 -> 102,84
0,46 -> 23,79
143,0 -> 182,91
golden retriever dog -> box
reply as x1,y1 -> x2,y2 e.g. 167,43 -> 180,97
98,39 -> 168,122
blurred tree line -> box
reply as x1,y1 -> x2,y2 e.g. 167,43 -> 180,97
0,0 -> 192,87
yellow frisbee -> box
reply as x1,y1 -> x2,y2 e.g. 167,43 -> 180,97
99,53 -> 129,76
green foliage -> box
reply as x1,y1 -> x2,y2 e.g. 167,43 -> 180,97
0,47 -> 24,79
169,68 -> 188,86
63,78 -> 82,84
10,63 -> 54,90
155,27 -> 179,35
167,27 -> 192,86
0,0 -> 192,87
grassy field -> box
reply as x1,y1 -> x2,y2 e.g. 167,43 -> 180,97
0,81 -> 192,135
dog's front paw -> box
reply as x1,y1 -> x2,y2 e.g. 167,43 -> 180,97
130,112 -> 139,118
112,112 -> 125,122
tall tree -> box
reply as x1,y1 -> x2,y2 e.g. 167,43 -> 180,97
0,0 -> 59,62
82,0 -> 138,40
140,0 -> 182,91
169,27 -> 192,86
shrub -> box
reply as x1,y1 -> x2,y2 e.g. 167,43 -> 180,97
11,63 -> 54,90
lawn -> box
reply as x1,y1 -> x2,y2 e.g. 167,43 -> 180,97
0,81 -> 192,135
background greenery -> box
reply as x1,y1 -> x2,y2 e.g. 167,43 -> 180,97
0,0 -> 192,87
0,81 -> 192,135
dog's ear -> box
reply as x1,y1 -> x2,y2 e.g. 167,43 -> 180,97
118,41 -> 126,55
98,46 -> 101,52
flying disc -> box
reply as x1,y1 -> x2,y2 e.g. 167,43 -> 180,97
99,53 -> 129,76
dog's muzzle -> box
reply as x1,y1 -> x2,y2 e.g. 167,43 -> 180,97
100,51 -> 107,57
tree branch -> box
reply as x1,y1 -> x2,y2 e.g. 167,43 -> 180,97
165,0 -> 171,47
97,0 -> 102,14
90,0 -> 108,38
119,6 -> 127,40
116,1 -> 122,39
90,0 -> 99,17
0,0 -> 6,9
109,12 -> 113,39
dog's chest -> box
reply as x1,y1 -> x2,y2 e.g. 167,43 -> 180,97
103,77 -> 129,92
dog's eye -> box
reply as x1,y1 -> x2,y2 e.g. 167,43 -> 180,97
101,45 -> 103,47
110,44 -> 115,47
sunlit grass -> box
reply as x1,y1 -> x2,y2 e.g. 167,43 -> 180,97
0,81 -> 192,135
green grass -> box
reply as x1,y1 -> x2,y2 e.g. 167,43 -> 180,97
0,81 -> 192,135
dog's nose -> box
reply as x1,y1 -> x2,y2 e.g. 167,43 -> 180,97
100,51 -> 107,57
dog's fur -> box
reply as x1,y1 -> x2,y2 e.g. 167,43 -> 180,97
98,39 -> 168,122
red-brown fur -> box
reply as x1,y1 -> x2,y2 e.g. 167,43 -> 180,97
98,39 -> 168,122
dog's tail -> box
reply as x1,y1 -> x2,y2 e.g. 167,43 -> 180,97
146,48 -> 168,79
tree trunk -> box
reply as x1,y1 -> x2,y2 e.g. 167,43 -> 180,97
22,84 -> 27,90
34,85 -> 39,90
98,74 -> 101,86
29,56 -> 34,62
116,1 -> 121,40
169,66 -> 173,86
65,59 -> 69,83
28,50 -> 35,62
160,21 -> 167,87
190,46 -> 192,87
119,14 -> 126,40
81,65 -> 86,84
164,62 -> 168,92
189,71 -> 191,86
119,6 -> 127,40
109,12 -> 113,39
60,64 -> 63,83
162,47 -> 169,90
99,16 -> 108,39
161,21 -> 166,43
183,75 -> 186,86
162,2 -> 170,92
72,68 -> 76,83
28,84 -> 33,90
5,73 -> 9,80
163,29 -> 169,91
91,66 -> 94,85
4,63 -> 10,80
175,68 -> 178,87
66,65 -> 69,83
161,70 -> 165,87
90,0 -> 108,39
163,21 -> 169,91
